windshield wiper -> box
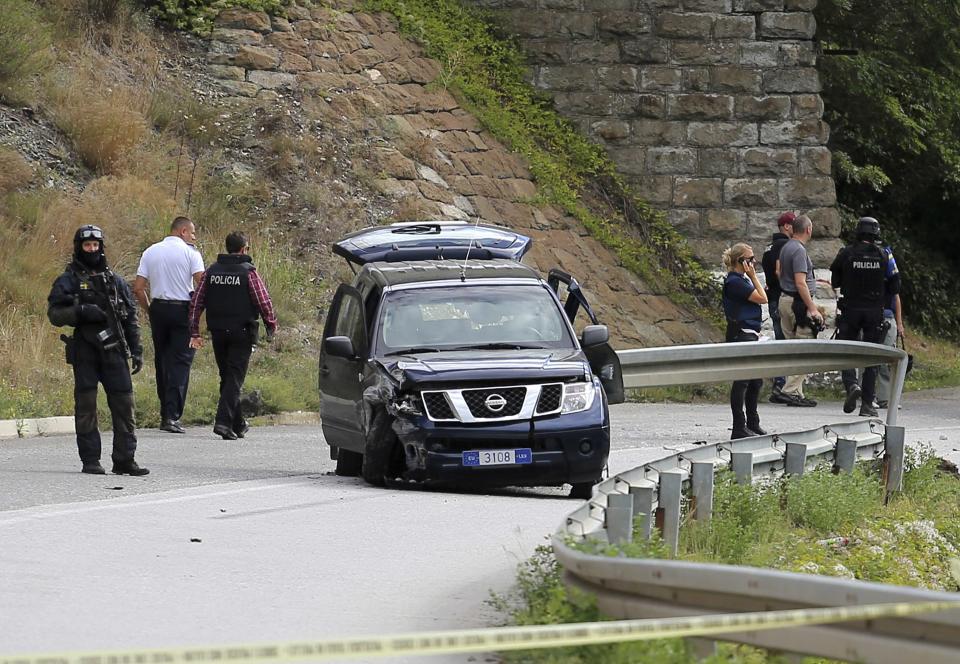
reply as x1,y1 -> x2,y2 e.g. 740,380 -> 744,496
383,346 -> 443,356
452,343 -> 548,350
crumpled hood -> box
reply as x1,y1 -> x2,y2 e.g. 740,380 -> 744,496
378,349 -> 590,387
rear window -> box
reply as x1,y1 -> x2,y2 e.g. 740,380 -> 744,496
376,285 -> 574,354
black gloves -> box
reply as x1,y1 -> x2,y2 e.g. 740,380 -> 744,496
78,304 -> 107,323
265,328 -> 276,342
131,355 -> 143,375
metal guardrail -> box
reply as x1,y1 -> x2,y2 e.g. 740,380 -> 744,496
554,340 -> 960,662
616,339 -> 909,426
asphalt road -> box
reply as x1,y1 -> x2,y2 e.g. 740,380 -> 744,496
1,389 -> 958,662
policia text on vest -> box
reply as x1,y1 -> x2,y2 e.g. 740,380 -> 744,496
829,217 -> 900,417
188,232 -> 278,441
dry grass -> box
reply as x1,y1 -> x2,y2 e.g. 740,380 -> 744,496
0,148 -> 34,193
266,134 -> 302,177
0,3 -> 332,420
47,79 -> 149,174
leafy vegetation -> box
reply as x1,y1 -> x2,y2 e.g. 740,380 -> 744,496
147,0 -> 289,34
498,450 -> 960,663
363,0 -> 720,314
817,0 -> 960,337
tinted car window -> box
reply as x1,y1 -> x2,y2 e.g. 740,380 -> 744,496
376,285 -> 573,353
335,294 -> 365,354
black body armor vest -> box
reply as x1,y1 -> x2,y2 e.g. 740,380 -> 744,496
840,243 -> 886,309
205,255 -> 258,331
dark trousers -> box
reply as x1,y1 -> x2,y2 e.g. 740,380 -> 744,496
769,296 -> 785,390
72,338 -> 137,464
149,300 -> 195,422
727,325 -> 762,430
211,327 -> 253,431
837,307 -> 884,404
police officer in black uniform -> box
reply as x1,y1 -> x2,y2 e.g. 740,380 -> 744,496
47,225 -> 149,475
188,231 -> 277,440
830,217 -> 900,417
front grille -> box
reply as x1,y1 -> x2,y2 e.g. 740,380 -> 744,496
536,384 -> 563,413
422,392 -> 456,420
462,387 -> 526,418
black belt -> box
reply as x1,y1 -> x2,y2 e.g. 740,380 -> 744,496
152,298 -> 190,306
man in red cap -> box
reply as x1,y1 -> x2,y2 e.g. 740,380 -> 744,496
761,211 -> 795,404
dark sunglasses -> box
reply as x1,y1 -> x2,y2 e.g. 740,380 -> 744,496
740,256 -> 756,265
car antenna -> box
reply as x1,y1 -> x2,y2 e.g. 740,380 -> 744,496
460,215 -> 483,282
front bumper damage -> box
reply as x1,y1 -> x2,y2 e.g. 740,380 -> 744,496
390,393 -> 609,488
361,359 -> 609,489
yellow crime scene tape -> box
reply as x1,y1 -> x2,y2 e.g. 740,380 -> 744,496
3,598 -> 960,664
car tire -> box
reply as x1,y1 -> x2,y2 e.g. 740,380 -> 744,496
569,482 -> 594,500
361,409 -> 401,487
335,448 -> 363,477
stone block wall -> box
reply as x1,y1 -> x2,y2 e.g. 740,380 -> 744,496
470,0 -> 841,264
200,2 -> 719,347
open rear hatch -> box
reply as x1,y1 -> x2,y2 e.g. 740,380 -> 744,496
333,221 -> 532,266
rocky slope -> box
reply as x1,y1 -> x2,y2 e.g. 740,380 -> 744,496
1,0 -> 718,348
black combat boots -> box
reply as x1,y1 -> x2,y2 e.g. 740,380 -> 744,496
112,460 -> 150,476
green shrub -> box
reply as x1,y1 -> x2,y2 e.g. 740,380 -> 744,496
147,0 -> 290,35
783,466 -> 881,534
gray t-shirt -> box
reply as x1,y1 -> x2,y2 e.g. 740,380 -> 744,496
778,239 -> 814,295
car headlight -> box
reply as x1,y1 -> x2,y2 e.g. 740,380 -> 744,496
561,380 -> 596,413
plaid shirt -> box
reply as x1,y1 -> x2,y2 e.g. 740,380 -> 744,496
189,266 -> 277,337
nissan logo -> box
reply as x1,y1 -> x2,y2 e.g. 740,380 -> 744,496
484,394 -> 507,412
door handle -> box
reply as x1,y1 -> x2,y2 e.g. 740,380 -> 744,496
319,366 -> 331,376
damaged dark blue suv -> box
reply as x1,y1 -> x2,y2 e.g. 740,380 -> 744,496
318,222 -> 624,498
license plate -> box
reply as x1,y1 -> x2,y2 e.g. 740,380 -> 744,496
462,448 -> 533,467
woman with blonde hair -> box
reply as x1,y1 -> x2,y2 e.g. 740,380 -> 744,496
722,242 -> 768,439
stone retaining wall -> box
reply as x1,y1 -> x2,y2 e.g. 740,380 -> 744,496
470,0 -> 842,264
202,1 -> 718,347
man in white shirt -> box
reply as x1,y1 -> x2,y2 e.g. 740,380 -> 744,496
134,217 -> 205,433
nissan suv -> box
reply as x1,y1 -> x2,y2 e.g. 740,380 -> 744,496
318,222 -> 624,498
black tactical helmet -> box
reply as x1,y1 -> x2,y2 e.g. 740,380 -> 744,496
855,216 -> 881,240
73,224 -> 107,269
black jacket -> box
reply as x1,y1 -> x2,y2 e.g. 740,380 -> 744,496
47,261 -> 142,357
205,254 -> 259,332
761,232 -> 790,300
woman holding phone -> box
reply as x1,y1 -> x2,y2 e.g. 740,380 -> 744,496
722,243 -> 768,439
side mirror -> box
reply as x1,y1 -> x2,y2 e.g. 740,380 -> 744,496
580,325 -> 609,348
324,336 -> 356,359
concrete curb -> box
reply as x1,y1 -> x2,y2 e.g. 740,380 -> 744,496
0,411 -> 319,440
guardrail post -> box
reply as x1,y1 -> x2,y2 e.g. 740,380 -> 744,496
606,493 -> 634,545
658,471 -> 682,556
730,451 -> 753,484
883,425 -> 905,503
834,438 -> 857,473
630,486 -> 654,541
785,442 -> 807,476
690,461 -> 713,521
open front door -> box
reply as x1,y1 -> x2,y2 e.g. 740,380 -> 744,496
548,269 -> 625,404
319,284 -> 368,451
583,342 -> 624,405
